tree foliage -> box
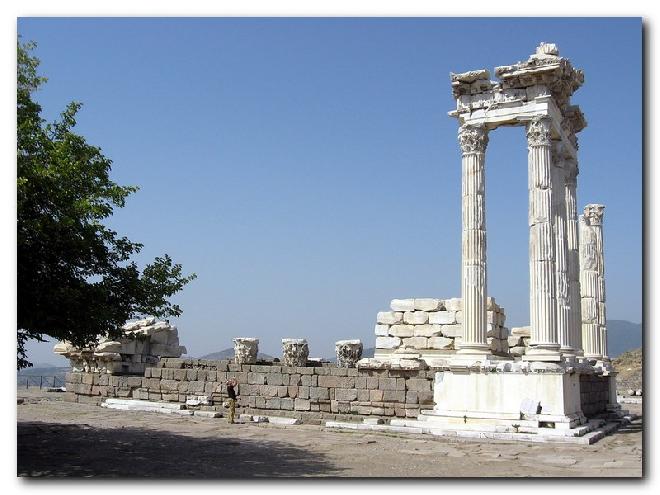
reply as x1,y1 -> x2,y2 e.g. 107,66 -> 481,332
17,41 -> 196,369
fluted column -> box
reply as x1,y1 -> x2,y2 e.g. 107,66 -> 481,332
525,117 -> 561,360
564,160 -> 583,354
457,124 -> 490,355
589,204 -> 608,360
552,143 -> 573,355
579,205 -> 604,359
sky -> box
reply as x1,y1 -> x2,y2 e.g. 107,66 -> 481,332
17,17 -> 642,365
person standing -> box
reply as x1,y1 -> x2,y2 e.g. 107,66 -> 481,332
226,377 -> 238,424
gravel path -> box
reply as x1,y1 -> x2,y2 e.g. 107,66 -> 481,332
17,389 -> 643,478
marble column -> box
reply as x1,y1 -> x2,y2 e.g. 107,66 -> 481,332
552,143 -> 573,355
590,204 -> 609,360
579,205 -> 604,359
457,124 -> 490,355
564,159 -> 583,355
525,117 -> 561,360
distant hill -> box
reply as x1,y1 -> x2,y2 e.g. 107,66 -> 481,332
199,348 -> 274,360
18,365 -> 70,376
608,320 -> 642,357
613,347 -> 642,390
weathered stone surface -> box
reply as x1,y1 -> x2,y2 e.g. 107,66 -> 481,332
335,340 -> 363,368
374,324 -> 390,336
444,298 -> 462,312
389,325 -> 414,337
440,324 -> 463,338
375,336 -> 401,349
281,339 -> 309,367
401,337 -> 428,349
428,337 -> 453,349
54,318 -> 185,374
376,311 -> 403,325
403,311 -> 429,325
429,311 -> 456,325
233,338 -> 259,365
413,325 -> 443,337
414,298 -> 442,311
390,299 -> 415,312
511,326 -> 531,337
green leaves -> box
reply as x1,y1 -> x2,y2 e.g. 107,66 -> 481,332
17,41 -> 196,369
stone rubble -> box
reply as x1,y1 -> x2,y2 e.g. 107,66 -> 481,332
54,318 -> 186,375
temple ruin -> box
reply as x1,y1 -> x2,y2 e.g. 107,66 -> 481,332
55,43 -> 633,443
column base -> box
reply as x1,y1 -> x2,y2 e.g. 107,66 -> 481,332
456,343 -> 490,355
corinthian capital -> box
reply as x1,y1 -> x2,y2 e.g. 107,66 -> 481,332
583,204 -> 605,226
458,124 -> 489,154
526,116 -> 552,147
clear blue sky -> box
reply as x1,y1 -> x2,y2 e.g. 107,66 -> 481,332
18,17 -> 641,365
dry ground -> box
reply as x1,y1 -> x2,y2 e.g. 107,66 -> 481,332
17,388 -> 643,478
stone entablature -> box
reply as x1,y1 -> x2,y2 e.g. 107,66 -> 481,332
53,318 -> 186,375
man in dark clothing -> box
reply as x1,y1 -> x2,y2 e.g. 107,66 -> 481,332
226,378 -> 238,424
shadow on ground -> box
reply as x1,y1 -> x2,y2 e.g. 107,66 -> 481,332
18,421 -> 344,478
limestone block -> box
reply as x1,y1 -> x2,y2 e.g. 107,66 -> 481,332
508,335 -> 525,347
335,340 -> 363,368
401,337 -> 428,349
403,311 -> 429,325
391,299 -> 415,312
96,340 -> 123,353
374,324 -> 390,336
455,311 -> 463,324
428,337 -> 454,350
233,337 -> 259,365
439,324 -> 463,338
414,298 -> 442,311
389,325 -> 414,337
376,311 -> 403,325
413,325 -> 443,337
335,388 -> 358,401
444,298 -> 463,311
294,398 -> 311,411
281,339 -> 309,367
511,326 -> 531,337
486,297 -> 499,311
486,324 -> 504,339
428,311 -> 456,325
509,346 -> 527,357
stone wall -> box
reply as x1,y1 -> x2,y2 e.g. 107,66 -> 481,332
579,374 -> 610,417
64,358 -> 435,423
374,297 -> 509,365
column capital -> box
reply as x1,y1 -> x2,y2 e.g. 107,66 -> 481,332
583,204 -> 605,226
458,124 -> 489,154
526,116 -> 552,147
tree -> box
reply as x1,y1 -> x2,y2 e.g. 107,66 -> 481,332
17,41 -> 196,369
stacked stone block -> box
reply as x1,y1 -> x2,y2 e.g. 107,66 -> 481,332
64,358 -> 435,420
54,318 -> 186,375
374,297 -> 509,358
507,326 -> 532,357
579,373 -> 610,417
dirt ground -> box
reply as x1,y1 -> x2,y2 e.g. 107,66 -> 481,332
16,388 -> 643,478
